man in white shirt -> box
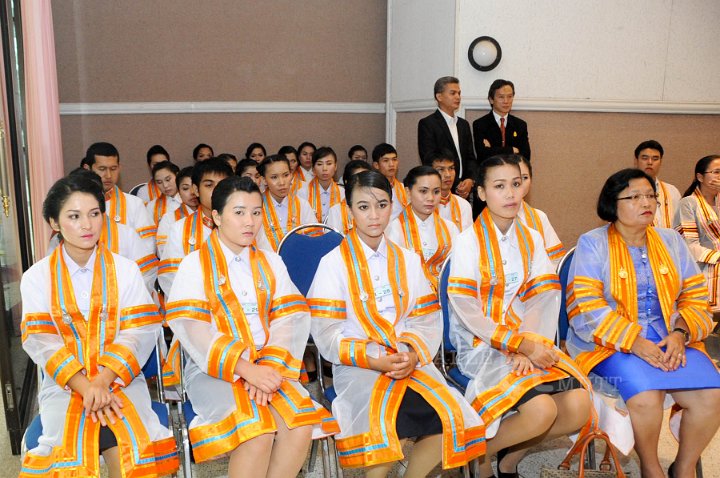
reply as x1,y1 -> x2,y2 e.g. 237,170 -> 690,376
85,142 -> 156,249
633,139 -> 681,229
428,151 -> 473,231
418,76 -> 477,201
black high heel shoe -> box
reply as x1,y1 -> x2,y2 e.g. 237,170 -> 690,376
496,448 -> 519,478
668,462 -> 675,478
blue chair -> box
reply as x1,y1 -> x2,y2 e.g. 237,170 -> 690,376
277,223 -> 344,296
278,223 -> 344,476
555,247 -> 576,351
437,258 -> 475,478
278,223 -> 344,400
438,258 -> 471,391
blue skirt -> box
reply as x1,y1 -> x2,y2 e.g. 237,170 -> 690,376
593,341 -> 720,401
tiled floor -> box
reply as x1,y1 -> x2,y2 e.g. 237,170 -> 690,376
4,335 -> 720,477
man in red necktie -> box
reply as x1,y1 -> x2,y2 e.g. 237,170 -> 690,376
472,79 -> 531,165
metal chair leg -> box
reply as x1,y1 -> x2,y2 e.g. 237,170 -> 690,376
176,403 -> 192,478
585,440 -> 596,469
321,438 -> 331,477
307,439 -> 319,472
331,437 -> 343,478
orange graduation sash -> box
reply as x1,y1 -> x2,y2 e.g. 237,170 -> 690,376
261,190 -> 302,251
397,207 -> 451,290
308,177 -> 342,222
440,194 -> 462,230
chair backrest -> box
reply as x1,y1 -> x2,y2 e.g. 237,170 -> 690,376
128,182 -> 146,197
277,223 -> 344,296
556,246 -> 576,347
142,346 -> 161,379
438,257 -> 455,352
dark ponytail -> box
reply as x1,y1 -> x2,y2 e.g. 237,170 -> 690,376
683,155 -> 720,197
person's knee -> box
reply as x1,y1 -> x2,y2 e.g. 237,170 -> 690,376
237,432 -> 274,454
562,389 -> 592,424
627,390 -> 664,414
521,394 -> 558,431
688,388 -> 720,413
286,424 -> 313,447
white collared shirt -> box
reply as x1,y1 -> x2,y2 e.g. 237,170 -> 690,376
495,222 -> 523,315
273,196 -> 290,230
300,166 -> 315,181
493,110 -> 509,129
438,194 -> 473,231
385,209 -> 459,261
319,185 -> 332,215
439,109 -> 462,177
216,239 -> 266,346
62,246 -> 97,317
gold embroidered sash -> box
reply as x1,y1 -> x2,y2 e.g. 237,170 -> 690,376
199,231 -> 276,362
261,190 -> 301,251
308,177 -> 342,221
607,223 -> 679,331
398,207 -> 451,290
339,230 -> 409,348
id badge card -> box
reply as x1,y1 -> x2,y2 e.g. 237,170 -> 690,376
242,303 -> 259,315
374,283 -> 393,301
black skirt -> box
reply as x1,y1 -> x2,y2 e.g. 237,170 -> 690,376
512,377 -> 582,409
395,388 -> 444,439
99,426 -> 118,453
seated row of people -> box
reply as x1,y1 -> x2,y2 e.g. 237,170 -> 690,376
37,132 -> 720,476
24,150 -> 720,477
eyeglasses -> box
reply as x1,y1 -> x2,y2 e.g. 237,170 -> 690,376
617,193 -> 659,203
705,169 -> 720,175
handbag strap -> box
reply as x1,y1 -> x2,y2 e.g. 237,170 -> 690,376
558,405 -> 627,477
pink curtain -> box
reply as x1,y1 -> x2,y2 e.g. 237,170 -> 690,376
21,0 -> 64,258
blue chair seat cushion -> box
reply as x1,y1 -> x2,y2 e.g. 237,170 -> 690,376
182,400 -> 197,425
324,385 -> 337,403
448,367 -> 470,390
25,414 -> 43,450
151,400 -> 169,427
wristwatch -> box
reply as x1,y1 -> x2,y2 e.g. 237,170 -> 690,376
671,327 -> 690,342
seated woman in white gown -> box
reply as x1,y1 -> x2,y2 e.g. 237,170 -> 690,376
20,173 -> 178,477
166,176 -> 336,477
308,170 -> 486,477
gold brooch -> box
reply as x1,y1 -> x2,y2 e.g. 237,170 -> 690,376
659,265 -> 669,275
618,269 -> 628,279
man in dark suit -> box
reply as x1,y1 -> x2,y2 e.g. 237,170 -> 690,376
418,76 -> 477,200
473,79 -> 530,164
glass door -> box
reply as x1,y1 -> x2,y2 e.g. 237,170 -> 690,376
0,0 -> 36,455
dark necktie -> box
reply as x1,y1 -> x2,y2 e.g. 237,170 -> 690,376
500,117 -> 506,147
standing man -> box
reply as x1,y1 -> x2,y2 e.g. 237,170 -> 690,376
418,76 -> 476,200
633,139 -> 681,228
473,79 -> 530,164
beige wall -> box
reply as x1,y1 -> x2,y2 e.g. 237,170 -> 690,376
53,1 -> 386,103
396,110 -> 720,247
53,0 -> 387,183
